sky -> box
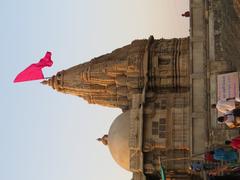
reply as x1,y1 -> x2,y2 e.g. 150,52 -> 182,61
0,1 -> 189,180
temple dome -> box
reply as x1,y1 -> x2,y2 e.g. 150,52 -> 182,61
108,111 -> 131,171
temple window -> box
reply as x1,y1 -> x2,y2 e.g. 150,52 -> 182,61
152,121 -> 159,135
159,118 -> 166,138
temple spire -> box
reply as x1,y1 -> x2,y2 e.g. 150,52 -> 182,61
42,37 -> 190,110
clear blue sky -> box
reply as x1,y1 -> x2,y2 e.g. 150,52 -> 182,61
0,1 -> 189,180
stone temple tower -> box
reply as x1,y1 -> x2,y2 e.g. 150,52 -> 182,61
42,36 -> 192,179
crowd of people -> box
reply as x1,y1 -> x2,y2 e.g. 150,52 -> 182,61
212,97 -> 240,128
190,97 -> 240,178
213,96 -> 240,149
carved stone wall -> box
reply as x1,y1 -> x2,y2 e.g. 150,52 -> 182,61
142,92 -> 190,175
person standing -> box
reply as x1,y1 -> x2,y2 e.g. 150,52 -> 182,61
212,97 -> 240,114
225,135 -> 240,150
213,148 -> 238,162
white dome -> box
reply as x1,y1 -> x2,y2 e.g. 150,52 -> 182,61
108,111 -> 131,171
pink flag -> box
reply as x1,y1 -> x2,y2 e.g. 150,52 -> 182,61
14,52 -> 53,83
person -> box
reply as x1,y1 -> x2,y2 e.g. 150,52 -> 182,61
211,97 -> 240,114
212,97 -> 240,127
205,151 -> 215,162
210,148 -> 238,162
190,161 -> 203,172
217,113 -> 234,124
225,135 -> 240,150
216,113 -> 236,128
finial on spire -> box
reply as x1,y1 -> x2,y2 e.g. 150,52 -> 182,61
40,76 -> 56,89
97,134 -> 108,145
182,11 -> 190,17
41,80 -> 48,85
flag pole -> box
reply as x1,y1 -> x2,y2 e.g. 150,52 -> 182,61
41,76 -> 51,85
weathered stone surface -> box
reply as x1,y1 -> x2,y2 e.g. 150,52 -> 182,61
213,0 -> 240,69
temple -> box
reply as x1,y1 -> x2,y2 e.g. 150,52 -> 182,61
42,0 -> 240,179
